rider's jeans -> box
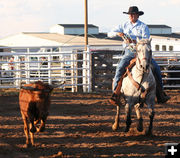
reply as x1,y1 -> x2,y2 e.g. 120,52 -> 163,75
113,48 -> 163,91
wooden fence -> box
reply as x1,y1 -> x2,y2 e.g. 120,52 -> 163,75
91,50 -> 123,92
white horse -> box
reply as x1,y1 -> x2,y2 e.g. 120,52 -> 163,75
112,38 -> 156,135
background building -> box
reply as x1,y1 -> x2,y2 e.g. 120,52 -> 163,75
0,24 -> 180,51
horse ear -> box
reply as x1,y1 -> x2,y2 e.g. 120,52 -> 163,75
149,38 -> 152,44
137,37 -> 140,43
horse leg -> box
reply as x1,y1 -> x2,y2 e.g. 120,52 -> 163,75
134,103 -> 143,132
124,103 -> 132,132
146,108 -> 155,136
112,106 -> 120,131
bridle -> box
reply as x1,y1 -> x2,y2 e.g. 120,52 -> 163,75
135,40 -> 152,72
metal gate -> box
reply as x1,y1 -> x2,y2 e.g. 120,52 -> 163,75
0,46 -> 91,92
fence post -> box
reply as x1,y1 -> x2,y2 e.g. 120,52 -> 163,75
82,46 -> 92,92
71,52 -> 75,92
26,48 -> 30,84
83,49 -> 87,92
87,47 -> 92,92
14,57 -> 21,87
48,54 -> 52,84
91,52 -> 95,91
76,51 -> 83,92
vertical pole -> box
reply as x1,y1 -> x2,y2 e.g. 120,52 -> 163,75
87,46 -> 92,92
27,48 -> 30,84
83,50 -> 87,92
71,53 -> 75,92
48,54 -> 51,84
84,0 -> 88,51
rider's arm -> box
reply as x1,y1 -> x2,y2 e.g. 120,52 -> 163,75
108,23 -> 137,44
141,25 -> 150,39
107,25 -> 123,38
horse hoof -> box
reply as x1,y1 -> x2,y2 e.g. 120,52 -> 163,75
124,122 -> 131,132
26,143 -> 32,148
137,127 -> 143,132
124,126 -> 130,133
112,124 -> 119,131
137,118 -> 143,132
145,130 -> 152,136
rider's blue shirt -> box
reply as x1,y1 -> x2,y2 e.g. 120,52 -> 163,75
108,19 -> 150,48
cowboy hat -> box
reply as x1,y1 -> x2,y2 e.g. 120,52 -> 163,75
123,6 -> 144,16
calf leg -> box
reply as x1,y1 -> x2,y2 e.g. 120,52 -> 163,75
134,103 -> 143,132
124,103 -> 132,132
37,120 -> 46,132
38,112 -> 48,132
29,117 -> 36,133
28,102 -> 37,133
112,106 -> 120,131
29,123 -> 34,146
34,119 -> 40,125
21,112 -> 31,147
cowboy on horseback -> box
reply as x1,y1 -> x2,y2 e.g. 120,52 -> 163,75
108,6 -> 170,106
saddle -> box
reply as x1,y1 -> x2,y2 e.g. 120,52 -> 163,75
109,58 -> 136,106
114,58 -> 136,96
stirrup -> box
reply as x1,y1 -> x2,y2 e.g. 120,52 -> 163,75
109,97 -> 120,106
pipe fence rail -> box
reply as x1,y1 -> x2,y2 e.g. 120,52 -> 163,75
153,51 -> 180,88
0,46 -> 91,92
0,46 -> 180,92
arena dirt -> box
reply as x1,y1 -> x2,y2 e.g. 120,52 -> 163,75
0,90 -> 180,158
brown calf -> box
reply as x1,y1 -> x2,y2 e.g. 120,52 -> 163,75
19,81 -> 53,147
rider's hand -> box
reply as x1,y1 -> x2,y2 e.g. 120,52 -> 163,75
116,32 -> 124,37
124,38 -> 131,44
117,32 -> 136,44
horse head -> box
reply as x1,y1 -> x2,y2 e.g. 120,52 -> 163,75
136,38 -> 152,72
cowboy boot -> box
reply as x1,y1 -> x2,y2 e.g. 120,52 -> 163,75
109,93 -> 126,106
109,78 -> 126,106
157,90 -> 170,104
156,79 -> 170,103
152,68 -> 170,104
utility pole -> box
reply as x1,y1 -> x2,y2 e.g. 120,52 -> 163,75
84,0 -> 88,51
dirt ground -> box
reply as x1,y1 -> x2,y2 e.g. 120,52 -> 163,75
0,90 -> 180,158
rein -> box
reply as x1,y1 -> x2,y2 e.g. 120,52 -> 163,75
126,40 -> 152,103
127,68 -> 151,103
